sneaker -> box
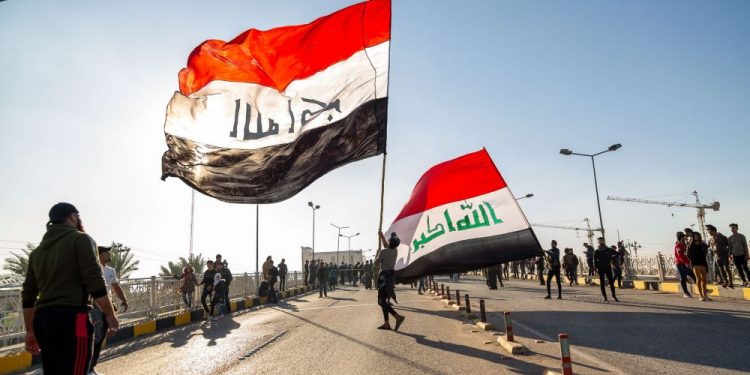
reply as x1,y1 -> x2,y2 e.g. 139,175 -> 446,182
377,324 -> 391,330
683,293 -> 692,299
544,295 -> 551,299
699,297 -> 706,301
613,297 -> 619,302
394,315 -> 405,331
705,297 -> 712,301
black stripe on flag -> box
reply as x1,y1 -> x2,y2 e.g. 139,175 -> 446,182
394,229 -> 543,284
161,97 -> 387,203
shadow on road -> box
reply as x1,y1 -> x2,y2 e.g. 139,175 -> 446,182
493,309 -> 750,373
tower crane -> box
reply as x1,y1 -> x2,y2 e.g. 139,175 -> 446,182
606,191 -> 719,237
531,218 -> 603,246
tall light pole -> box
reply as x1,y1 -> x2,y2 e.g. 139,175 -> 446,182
331,223 -> 349,265
560,143 -> 622,243
340,232 -> 360,264
308,202 -> 321,262
516,193 -> 534,200
189,190 -> 195,258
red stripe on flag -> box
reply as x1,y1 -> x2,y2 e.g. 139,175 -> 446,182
393,149 -> 508,222
179,0 -> 391,95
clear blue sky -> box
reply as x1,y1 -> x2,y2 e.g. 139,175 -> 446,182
1,0 -> 748,277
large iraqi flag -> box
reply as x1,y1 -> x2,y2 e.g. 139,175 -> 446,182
386,149 -> 543,283
161,0 -> 390,203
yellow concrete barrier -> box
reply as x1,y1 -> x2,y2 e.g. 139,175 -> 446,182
692,285 -> 720,297
633,280 -> 647,290
743,288 -> 750,301
175,312 -> 191,326
259,296 -> 267,305
0,352 -> 32,374
230,300 -> 238,312
134,320 -> 156,337
245,297 -> 254,308
660,282 -> 680,293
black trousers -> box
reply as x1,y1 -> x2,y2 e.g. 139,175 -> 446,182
733,255 -> 749,282
201,287 -> 211,313
303,272 -> 309,286
268,280 -> 278,303
224,284 -> 231,312
487,272 -> 498,289
597,268 -> 617,299
279,274 -> 286,291
546,265 -> 561,297
319,278 -> 328,297
90,307 -> 108,371
34,307 -> 94,375
377,271 -> 398,322
613,267 -> 623,288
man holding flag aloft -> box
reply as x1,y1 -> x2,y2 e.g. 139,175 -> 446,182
374,230 -> 405,331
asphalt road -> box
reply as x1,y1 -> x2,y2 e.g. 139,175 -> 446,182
21,284 -> 564,375
441,275 -> 750,375
19,277 -> 749,374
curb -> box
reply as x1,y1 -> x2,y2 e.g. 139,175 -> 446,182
497,336 -> 528,355
0,285 -> 316,375
475,321 -> 496,331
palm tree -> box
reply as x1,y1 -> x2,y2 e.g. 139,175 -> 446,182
3,243 -> 35,277
159,261 -> 183,278
109,242 -> 139,279
159,253 -> 207,278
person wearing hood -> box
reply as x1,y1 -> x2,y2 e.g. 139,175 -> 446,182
21,202 -> 119,375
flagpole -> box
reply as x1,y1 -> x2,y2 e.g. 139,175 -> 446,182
189,189 -> 195,258
377,153 -> 387,254
255,204 -> 259,282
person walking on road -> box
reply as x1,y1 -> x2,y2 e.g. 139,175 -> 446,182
674,232 -> 696,298
200,260 -> 217,319
90,245 -> 128,375
179,266 -> 199,308
22,203 -> 119,375
318,261 -> 328,297
545,241 -> 562,299
534,256 -> 544,285
594,237 -> 619,302
707,225 -> 733,288
376,231 -> 406,331
583,243 -> 595,284
303,260 -> 310,287
219,260 -> 233,313
728,223 -> 749,287
688,232 -> 711,301
278,258 -> 288,291
487,266 -> 498,290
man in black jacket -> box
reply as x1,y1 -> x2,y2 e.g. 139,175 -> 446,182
200,260 -> 216,319
594,237 -> 619,302
219,261 -> 233,312
278,258 -> 288,291
268,261 -> 279,303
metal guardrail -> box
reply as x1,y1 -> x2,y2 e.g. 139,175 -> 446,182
0,271 -> 307,348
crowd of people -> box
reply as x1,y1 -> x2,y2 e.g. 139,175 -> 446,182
675,224 -> 749,301
484,237 -> 629,302
302,258 -> 377,297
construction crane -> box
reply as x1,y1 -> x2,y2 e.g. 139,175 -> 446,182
607,191 -> 720,237
531,218 -> 603,245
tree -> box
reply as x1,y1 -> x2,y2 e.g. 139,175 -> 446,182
3,243 -> 34,277
159,253 -> 207,277
109,242 -> 139,279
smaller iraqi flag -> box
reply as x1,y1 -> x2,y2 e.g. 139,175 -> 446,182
386,149 -> 543,283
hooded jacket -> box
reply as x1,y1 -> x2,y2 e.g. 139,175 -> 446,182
22,224 -> 106,311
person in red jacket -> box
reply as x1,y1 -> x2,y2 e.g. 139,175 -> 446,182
674,232 -> 696,298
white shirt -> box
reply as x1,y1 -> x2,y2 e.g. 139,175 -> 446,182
103,266 -> 118,294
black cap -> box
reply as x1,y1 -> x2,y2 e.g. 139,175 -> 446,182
98,246 -> 112,254
48,202 -> 79,225
706,225 -> 717,231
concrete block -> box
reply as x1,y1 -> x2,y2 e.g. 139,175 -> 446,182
660,282 -> 680,293
475,322 -> 496,331
744,288 -> 750,301
451,304 -> 466,312
442,299 -> 456,306
497,336 -> 528,355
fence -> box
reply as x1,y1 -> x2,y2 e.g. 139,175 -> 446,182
0,271 -> 306,348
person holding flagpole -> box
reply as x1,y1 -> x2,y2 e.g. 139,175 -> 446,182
375,231 -> 405,331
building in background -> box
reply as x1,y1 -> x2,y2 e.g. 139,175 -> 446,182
301,246 -> 364,266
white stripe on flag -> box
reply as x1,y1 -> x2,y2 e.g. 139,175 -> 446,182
387,188 -> 530,271
164,42 -> 388,150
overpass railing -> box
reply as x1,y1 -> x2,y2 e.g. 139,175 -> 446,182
0,271 -> 305,348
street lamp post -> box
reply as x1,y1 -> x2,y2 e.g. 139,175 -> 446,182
516,193 -> 534,200
340,232 -> 360,264
308,202 -> 321,262
331,223 -> 349,265
559,143 -> 622,243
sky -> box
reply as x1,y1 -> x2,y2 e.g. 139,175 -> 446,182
1,0 -> 749,277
